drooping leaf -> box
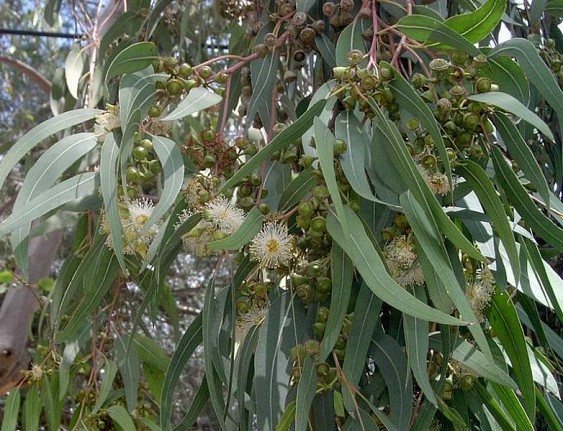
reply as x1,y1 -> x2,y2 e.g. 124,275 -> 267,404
105,42 -> 158,85
174,375 -> 210,431
468,92 -> 554,140
65,42 -> 86,99
486,56 -> 529,105
162,87 -> 223,121
0,173 -> 99,237
106,404 -> 137,431
247,51 -> 278,132
319,242 -> 353,361
403,287 -> 438,407
161,313 -> 203,430
327,207 -> 465,325
457,161 -> 520,283
23,385 -> 42,431
93,360 -> 119,413
493,112 -> 551,206
147,135 -> 185,227
335,19 -> 367,67
278,166 -> 315,211
444,0 -> 506,43
490,383 -> 535,431
472,382 -> 516,431
487,290 -> 535,420
396,15 -> 481,55
295,356 -> 317,431
254,293 -> 306,431
0,108 -> 102,189
1,389 -> 21,431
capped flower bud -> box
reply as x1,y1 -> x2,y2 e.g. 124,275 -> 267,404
475,77 -> 492,93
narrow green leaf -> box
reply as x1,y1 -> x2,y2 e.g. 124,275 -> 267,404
536,387 -> 563,431
161,313 -> 203,430
444,0 -> 505,43
342,283 -> 382,412
133,335 -> 170,371
490,38 -> 563,118
493,112 -> 551,206
146,0 -> 173,37
400,191 -> 494,360
396,15 -> 481,55
162,87 -> 222,121
11,132 -> 97,276
115,334 -> 141,412
174,375 -> 210,431
247,51 -> 277,132
327,207 -> 465,325
403,287 -> 438,407
457,161 -> 520,282
105,42 -> 158,84
335,19 -> 367,67
369,333 -> 413,430
546,0 -> 563,16
315,34 -> 337,69
148,135 -> 185,227
235,324 -> 260,428
490,383 -> 535,431
23,386 -> 41,431
295,356 -> 317,431
255,293 -> 306,431
65,42 -> 86,99
57,245 -> 119,342
468,92 -> 553,140
335,111 -> 379,202
486,57 -> 529,105
487,290 -> 535,419
106,404 -> 137,431
278,166 -> 315,211
100,133 -> 126,272
208,206 -> 264,251
220,99 -> 326,192
0,172 -> 99,237
320,242 -> 353,361
367,97 -> 484,261
93,360 -> 118,413
491,147 -> 563,251
472,382 -> 516,431
385,61 -> 452,188
275,400 -> 296,431
42,374 -> 64,431
202,280 -> 227,430
0,108 -> 102,189
1,389 -> 21,431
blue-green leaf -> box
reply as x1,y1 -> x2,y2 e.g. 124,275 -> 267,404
162,87 -> 223,121
295,356 -> 317,431
444,0 -> 505,43
107,404 -> 137,431
105,42 -> 158,85
335,19 -> 367,67
247,51 -> 278,132
208,206 -> 263,251
1,389 -> 21,431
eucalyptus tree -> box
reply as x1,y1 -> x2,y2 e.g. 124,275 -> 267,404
1,0 -> 563,430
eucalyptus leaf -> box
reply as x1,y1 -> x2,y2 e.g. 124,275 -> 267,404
105,42 -> 158,86
162,87 -> 223,121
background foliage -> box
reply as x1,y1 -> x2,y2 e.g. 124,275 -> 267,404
0,0 -> 562,430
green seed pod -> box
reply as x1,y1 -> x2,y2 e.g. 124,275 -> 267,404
379,64 -> 395,80
258,203 -> 270,215
411,73 -> 427,89
451,51 -> 468,65
436,98 -> 452,118
140,138 -> 153,151
148,159 -> 162,174
360,74 -> 377,91
316,277 -> 332,294
406,118 -> 420,130
429,58 -> 451,72
469,144 -> 484,158
449,84 -> 466,98
393,213 -> 409,229
334,139 -> 347,156
472,53 -> 488,68
298,201 -> 315,217
456,131 -> 473,148
313,322 -> 326,338
133,145 -> 148,161
166,78 -> 183,95
198,65 -> 213,80
290,272 -> 308,287
316,306 -> 330,323
347,49 -> 364,66
421,153 -> 437,169
238,196 -> 255,208
236,298 -> 250,313
178,63 -> 193,78
317,362 -> 330,376
203,154 -> 216,168
148,105 -> 161,118
264,32 -> 277,47
475,77 -> 492,93
184,79 -> 197,91
310,216 -> 326,233
313,185 -> 330,201
307,262 -> 324,278
463,112 -> 480,131
296,284 -> 313,302
381,227 -> 395,242
126,167 -> 140,182
254,43 -> 269,58
459,374 -> 475,391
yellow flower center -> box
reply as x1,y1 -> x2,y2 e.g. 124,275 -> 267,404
136,214 -> 148,225
266,239 -> 280,253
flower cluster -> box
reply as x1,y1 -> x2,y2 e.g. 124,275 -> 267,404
465,266 -> 495,322
176,195 -> 245,256
249,222 -> 293,269
101,198 -> 160,257
383,235 -> 425,287
94,104 -> 120,141
235,300 -> 268,342
417,165 -> 451,196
